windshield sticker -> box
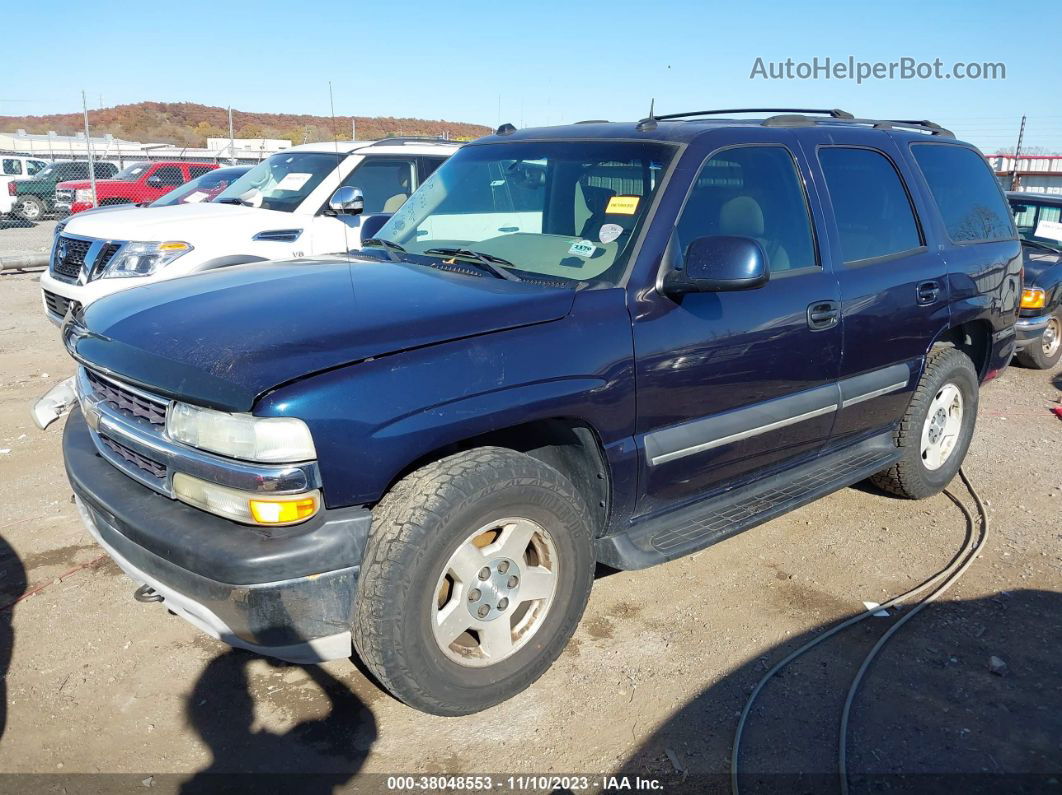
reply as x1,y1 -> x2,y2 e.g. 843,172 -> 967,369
274,172 -> 312,192
181,191 -> 209,204
568,239 -> 597,258
490,179 -> 506,187
599,223 -> 623,244
1034,219 -> 1062,242
605,195 -> 640,215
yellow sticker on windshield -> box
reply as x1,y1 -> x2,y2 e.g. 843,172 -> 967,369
605,195 -> 640,215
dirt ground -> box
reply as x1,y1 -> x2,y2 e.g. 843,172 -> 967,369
0,269 -> 1058,793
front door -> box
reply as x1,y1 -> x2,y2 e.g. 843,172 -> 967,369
311,156 -> 419,255
633,138 -> 841,518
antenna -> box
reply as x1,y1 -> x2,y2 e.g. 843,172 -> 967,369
636,98 -> 658,132
328,81 -> 351,262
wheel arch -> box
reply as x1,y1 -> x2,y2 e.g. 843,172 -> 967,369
930,319 -> 993,381
383,417 -> 612,538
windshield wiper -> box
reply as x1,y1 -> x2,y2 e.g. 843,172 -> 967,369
361,237 -> 406,263
424,247 -> 522,282
217,198 -> 246,206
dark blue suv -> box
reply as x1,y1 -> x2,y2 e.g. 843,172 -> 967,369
60,109 -> 1021,715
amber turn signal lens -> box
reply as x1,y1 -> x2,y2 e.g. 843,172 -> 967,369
249,496 -> 319,524
1020,288 -> 1045,310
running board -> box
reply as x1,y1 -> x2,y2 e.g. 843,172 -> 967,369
595,433 -> 900,570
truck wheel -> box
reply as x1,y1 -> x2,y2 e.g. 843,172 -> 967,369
16,196 -> 44,222
352,446 -> 595,716
871,346 -> 979,499
1015,312 -> 1061,370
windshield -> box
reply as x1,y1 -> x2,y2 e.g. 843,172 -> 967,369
111,163 -> 151,181
214,151 -> 342,212
373,140 -> 676,286
151,167 -> 250,207
1011,198 -> 1062,249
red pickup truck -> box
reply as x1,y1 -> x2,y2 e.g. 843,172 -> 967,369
55,161 -> 218,215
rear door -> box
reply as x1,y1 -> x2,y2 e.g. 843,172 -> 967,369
796,131 -> 948,448
632,136 -> 842,518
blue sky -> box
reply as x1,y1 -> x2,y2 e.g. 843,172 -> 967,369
7,0 -> 1061,153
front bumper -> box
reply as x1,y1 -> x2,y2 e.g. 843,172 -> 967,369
1014,314 -> 1051,352
64,408 -> 372,663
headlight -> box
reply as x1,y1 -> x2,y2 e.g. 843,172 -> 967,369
166,401 -> 317,463
1020,287 -> 1046,310
74,188 -> 94,203
173,472 -> 320,526
99,240 -> 192,278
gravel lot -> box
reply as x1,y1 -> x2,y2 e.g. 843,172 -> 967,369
0,219 -> 57,262
0,270 -> 1058,792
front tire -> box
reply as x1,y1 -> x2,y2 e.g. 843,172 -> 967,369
1015,311 -> 1061,370
871,346 -> 979,499
352,447 -> 595,716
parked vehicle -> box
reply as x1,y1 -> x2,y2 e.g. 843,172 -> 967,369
1007,191 -> 1062,368
11,161 -> 118,221
0,155 -> 50,218
56,110 -> 1020,715
54,161 -> 218,216
39,139 -> 457,324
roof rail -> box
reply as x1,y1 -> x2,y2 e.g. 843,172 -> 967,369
761,114 -> 954,137
364,137 -> 455,147
656,108 -> 855,121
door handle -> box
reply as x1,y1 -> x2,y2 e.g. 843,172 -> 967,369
807,300 -> 840,331
916,280 -> 940,305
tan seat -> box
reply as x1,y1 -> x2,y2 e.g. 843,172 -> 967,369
383,193 -> 409,213
718,196 -> 790,270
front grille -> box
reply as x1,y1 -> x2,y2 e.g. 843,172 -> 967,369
86,370 -> 169,426
52,236 -> 91,280
98,433 -> 167,480
43,290 -> 79,319
94,242 -> 121,273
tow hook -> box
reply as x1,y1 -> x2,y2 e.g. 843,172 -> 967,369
133,584 -> 164,603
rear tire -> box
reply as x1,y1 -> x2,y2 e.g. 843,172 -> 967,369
352,446 -> 595,716
871,346 -> 979,499
1015,311 -> 1061,370
16,196 -> 44,222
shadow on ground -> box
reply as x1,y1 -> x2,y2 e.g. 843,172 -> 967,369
181,650 -> 377,793
622,589 -> 1062,793
0,533 -> 27,743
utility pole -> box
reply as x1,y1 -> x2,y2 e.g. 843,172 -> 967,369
228,106 -> 236,165
1010,114 -> 1026,190
352,117 -> 356,141
81,90 -> 98,208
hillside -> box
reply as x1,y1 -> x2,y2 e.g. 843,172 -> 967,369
0,101 -> 491,145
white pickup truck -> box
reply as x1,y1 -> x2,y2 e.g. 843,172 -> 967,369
0,155 -> 50,217
39,139 -> 458,323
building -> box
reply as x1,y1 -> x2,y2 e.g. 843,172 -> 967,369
0,129 -> 291,166
984,154 -> 1062,194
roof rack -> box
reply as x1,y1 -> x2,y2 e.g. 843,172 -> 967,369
761,114 -> 954,137
363,137 -> 455,147
656,108 -> 855,121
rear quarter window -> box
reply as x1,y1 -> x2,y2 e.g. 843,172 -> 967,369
911,144 -> 1015,244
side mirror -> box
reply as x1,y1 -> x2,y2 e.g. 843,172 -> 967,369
329,186 -> 364,215
359,213 -> 393,240
146,175 -> 162,187
662,235 -> 769,297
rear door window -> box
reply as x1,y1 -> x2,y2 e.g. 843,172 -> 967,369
188,165 -> 214,179
911,144 -> 1014,243
819,147 -> 922,263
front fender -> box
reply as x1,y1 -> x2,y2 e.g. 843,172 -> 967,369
254,288 -> 636,508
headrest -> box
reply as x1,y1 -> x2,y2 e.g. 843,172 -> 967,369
719,196 -> 765,238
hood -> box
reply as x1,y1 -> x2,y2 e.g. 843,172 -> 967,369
57,179 -> 93,191
60,201 -> 295,242
67,257 -> 576,412
1022,243 -> 1061,288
